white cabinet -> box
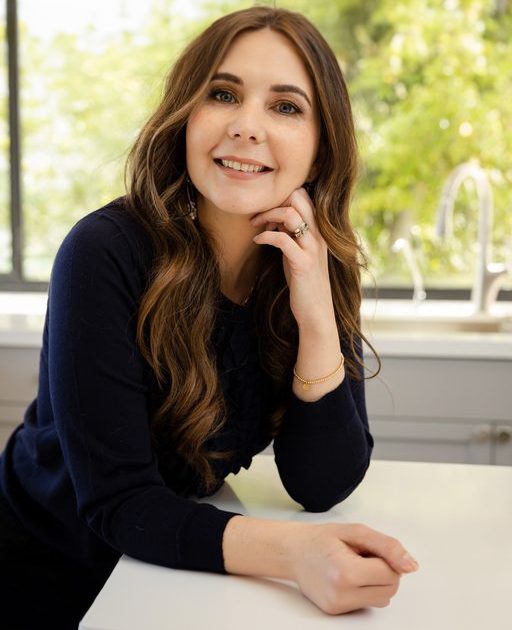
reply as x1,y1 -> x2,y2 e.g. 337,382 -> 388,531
494,424 -> 512,465
0,347 -> 40,450
364,355 -> 512,465
0,345 -> 511,466
369,418 -> 493,464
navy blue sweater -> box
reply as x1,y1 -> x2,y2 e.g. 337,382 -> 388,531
0,198 -> 373,574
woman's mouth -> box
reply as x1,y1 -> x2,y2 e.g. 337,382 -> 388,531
213,158 -> 273,180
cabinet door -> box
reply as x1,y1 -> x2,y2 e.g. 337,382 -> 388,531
0,347 -> 40,402
0,403 -> 26,452
370,417 -> 493,465
364,356 -> 512,421
0,347 -> 39,452
493,424 -> 512,466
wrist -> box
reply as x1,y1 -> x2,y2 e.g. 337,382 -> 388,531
222,515 -> 311,581
284,523 -> 318,582
297,314 -> 337,338
295,292 -> 336,329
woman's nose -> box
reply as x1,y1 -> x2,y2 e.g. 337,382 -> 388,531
227,102 -> 267,143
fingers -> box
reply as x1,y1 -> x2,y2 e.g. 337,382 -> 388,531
250,186 -> 317,236
323,572 -> 401,615
250,205 -> 309,236
281,186 -> 316,224
324,553 -> 401,615
338,523 -> 420,575
351,584 -> 400,611
292,522 -> 410,617
337,543 -> 400,586
350,555 -> 401,586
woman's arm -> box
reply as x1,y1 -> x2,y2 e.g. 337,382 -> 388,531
292,314 -> 346,403
273,322 -> 373,512
47,207 -> 240,573
222,515 -> 418,615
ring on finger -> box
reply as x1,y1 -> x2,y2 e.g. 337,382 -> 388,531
293,221 -> 309,239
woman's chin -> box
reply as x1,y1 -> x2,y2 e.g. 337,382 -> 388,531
217,199 -> 276,215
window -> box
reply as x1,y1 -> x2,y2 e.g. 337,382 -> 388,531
0,0 -> 9,273
2,0 -> 511,300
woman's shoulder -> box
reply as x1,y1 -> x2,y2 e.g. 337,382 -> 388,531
67,196 -> 151,248
49,197 -> 156,307
56,196 -> 153,272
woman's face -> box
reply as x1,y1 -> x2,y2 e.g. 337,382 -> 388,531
186,28 -> 321,218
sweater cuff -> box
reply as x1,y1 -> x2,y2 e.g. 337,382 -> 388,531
285,375 -> 358,431
175,503 -> 242,573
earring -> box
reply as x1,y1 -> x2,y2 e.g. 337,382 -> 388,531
185,175 -> 197,221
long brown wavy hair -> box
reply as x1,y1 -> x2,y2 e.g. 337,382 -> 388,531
123,5 -> 381,494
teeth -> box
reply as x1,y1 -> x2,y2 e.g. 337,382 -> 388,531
220,159 -> 266,173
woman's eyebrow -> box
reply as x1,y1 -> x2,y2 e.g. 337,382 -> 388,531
210,72 -> 312,108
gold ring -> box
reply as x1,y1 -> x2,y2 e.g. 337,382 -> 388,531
293,222 -> 309,239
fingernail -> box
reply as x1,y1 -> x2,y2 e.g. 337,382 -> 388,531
401,553 -> 419,571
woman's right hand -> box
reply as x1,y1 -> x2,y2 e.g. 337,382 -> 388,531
287,522 -> 419,615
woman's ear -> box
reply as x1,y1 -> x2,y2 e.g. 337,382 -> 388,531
305,169 -> 316,184
306,160 -> 320,183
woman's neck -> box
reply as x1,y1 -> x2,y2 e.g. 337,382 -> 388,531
197,199 -> 263,303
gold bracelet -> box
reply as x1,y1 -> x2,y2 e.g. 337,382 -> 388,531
293,354 -> 345,391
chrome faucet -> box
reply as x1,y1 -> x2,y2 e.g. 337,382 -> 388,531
391,237 -> 426,306
435,160 -> 510,314
390,209 -> 426,306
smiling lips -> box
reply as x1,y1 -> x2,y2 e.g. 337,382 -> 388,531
215,155 -> 273,170
214,158 -> 273,179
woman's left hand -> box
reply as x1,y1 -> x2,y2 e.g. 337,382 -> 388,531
250,186 -> 335,330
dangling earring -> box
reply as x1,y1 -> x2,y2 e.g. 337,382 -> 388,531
185,175 -> 197,221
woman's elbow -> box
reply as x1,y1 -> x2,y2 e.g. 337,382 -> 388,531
290,459 -> 371,513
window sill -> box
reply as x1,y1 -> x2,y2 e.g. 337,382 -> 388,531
1,292 -> 512,359
0,292 -> 47,347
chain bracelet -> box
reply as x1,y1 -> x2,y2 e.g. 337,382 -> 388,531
293,354 -> 345,391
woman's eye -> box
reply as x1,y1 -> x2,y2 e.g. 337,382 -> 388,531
209,88 -> 235,104
277,101 -> 302,115
208,89 -> 302,116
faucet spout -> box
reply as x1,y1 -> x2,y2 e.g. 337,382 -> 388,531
391,238 -> 426,306
435,161 -> 508,314
480,262 -> 511,312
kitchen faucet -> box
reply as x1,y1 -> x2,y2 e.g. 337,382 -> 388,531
390,209 -> 426,306
435,160 -> 510,314
391,237 -> 426,306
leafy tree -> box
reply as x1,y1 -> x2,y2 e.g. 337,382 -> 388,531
12,0 -> 512,293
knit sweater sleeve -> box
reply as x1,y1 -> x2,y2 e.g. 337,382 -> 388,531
273,336 -> 374,512
47,210 -> 240,573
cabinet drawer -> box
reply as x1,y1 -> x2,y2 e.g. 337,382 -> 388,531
0,347 -> 40,402
370,416 -> 493,464
365,356 -> 512,421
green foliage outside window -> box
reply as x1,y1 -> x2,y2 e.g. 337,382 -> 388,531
4,0 -> 512,292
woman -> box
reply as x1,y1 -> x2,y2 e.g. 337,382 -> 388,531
0,6 -> 419,628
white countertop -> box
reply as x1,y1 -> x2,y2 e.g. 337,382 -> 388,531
1,292 -> 512,359
79,454 -> 512,630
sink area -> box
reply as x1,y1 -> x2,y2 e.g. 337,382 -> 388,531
360,300 -> 512,358
365,318 -> 512,334
361,299 -> 512,334
363,312 -> 512,334
1,293 -> 512,358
